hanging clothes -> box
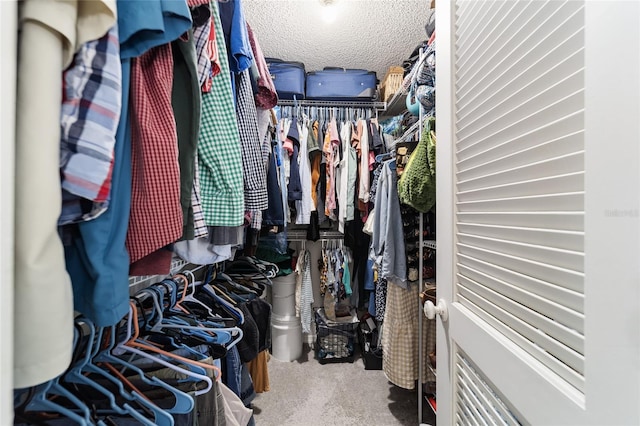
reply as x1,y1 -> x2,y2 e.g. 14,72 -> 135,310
346,123 -> 358,222
323,118 -> 340,220
246,22 -> 278,110
381,282 -> 429,390
171,30 -> 201,242
127,44 -> 184,265
337,121 -> 352,233
14,0 -> 118,390
262,128 -> 286,226
65,0 -> 193,328
287,118 -> 303,203
371,161 -> 407,288
235,68 -> 269,211
358,118 -> 371,209
295,119 -> 312,225
198,0 -> 245,227
295,249 -> 314,333
318,244 -> 355,321
58,25 -> 122,226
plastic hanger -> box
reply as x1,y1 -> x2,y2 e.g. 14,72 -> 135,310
200,284 -> 245,324
135,287 -> 233,346
94,325 -> 195,414
209,280 -> 242,304
132,289 -> 235,360
79,322 -> 174,426
63,318 -> 157,425
24,381 -> 92,426
216,273 -> 258,296
114,303 -> 219,390
22,328 -> 95,425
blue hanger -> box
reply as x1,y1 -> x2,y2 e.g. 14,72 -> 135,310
24,328 -> 93,425
83,326 -> 177,426
25,381 -> 91,426
113,304 -> 215,397
63,318 -> 157,425
93,326 -> 194,415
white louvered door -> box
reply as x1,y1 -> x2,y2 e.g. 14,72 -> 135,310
435,1 -> 640,425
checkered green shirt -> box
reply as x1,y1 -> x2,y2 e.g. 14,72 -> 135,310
197,1 -> 244,226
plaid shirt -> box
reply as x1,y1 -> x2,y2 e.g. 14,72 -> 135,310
191,154 -> 209,238
236,68 -> 268,211
193,5 -> 221,93
126,44 -> 183,263
198,1 -> 244,227
59,25 -> 121,225
194,13 -> 213,90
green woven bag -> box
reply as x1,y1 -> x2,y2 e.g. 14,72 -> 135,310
398,117 -> 436,212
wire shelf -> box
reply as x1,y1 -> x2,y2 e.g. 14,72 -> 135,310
128,257 -> 191,295
424,240 -> 437,250
286,229 -> 344,242
277,99 -> 387,110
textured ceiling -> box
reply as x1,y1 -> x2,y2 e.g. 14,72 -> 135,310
243,0 -> 429,81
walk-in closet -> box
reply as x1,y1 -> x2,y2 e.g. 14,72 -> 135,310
2,0 -> 640,425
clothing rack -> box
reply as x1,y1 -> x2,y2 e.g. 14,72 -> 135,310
286,229 -> 344,242
128,258 -> 208,295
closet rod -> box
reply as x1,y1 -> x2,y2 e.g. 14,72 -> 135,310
277,99 -> 387,110
286,230 -> 344,241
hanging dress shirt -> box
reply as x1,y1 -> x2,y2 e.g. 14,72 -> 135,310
235,68 -> 269,211
126,43 -> 184,264
59,25 -> 121,225
172,31 -> 202,242
198,1 -> 245,227
295,120 -> 312,224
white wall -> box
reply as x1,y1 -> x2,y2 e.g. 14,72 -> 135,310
0,1 -> 16,423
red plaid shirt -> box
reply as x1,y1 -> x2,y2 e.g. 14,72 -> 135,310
126,44 -> 183,263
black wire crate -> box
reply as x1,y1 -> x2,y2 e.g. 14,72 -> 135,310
314,308 -> 359,364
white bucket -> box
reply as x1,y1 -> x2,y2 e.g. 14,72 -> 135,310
271,273 -> 297,317
271,314 -> 302,362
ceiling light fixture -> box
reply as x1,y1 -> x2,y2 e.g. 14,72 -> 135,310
320,0 -> 339,24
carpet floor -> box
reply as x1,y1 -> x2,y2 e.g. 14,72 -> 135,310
251,344 -> 436,426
